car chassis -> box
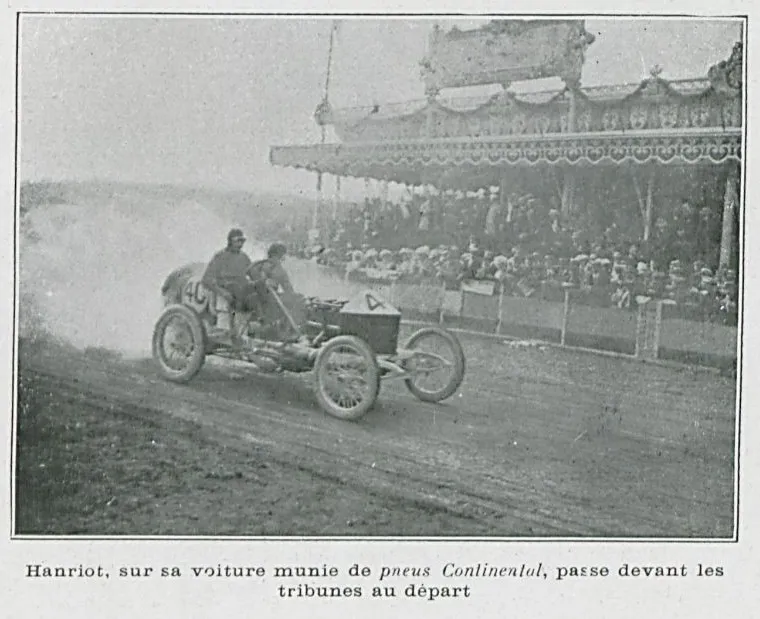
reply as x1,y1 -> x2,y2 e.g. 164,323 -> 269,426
152,280 -> 466,420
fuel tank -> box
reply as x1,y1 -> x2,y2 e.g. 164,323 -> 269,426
338,290 -> 401,355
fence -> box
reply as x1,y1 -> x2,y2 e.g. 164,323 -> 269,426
346,273 -> 738,369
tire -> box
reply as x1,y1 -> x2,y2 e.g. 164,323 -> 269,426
313,335 -> 380,421
403,327 -> 465,402
152,304 -> 207,383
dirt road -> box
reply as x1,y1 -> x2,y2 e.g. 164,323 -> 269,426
15,328 -> 736,538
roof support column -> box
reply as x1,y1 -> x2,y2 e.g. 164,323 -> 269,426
561,170 -> 576,218
329,174 -> 341,246
719,162 -> 740,271
310,172 -> 323,245
560,83 -> 579,217
500,176 -> 511,222
630,165 -> 657,241
334,175 -> 341,221
645,167 -> 655,243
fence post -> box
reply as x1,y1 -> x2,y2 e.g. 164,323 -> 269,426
635,298 -> 660,360
653,300 -> 663,359
635,301 -> 645,358
561,288 -> 570,346
496,284 -> 504,335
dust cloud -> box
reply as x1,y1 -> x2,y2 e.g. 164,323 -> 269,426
20,197 -> 258,356
19,193 -> 356,357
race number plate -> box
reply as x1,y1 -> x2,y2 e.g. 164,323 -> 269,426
182,277 -> 210,312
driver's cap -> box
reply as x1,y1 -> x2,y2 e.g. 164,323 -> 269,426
227,228 -> 246,242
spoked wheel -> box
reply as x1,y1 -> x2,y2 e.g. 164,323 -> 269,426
314,335 -> 380,420
152,305 -> 207,382
402,327 -> 465,402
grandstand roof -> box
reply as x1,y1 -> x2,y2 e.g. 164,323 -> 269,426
270,42 -> 742,186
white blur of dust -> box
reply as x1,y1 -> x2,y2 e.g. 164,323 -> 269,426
20,197 -> 266,357
19,194 -> 360,357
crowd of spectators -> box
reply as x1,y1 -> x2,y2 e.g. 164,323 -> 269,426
289,188 -> 738,325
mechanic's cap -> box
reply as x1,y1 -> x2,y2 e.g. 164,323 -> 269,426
227,228 -> 246,242
268,242 -> 288,259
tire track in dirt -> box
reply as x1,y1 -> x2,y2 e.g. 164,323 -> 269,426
22,339 -> 736,537
28,365 -> 595,535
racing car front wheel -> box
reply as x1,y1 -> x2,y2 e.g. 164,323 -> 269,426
314,335 -> 380,421
403,327 -> 465,402
152,304 -> 207,383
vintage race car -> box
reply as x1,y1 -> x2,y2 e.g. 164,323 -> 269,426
153,265 -> 466,420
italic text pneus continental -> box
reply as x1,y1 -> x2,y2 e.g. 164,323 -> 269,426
441,563 -> 547,578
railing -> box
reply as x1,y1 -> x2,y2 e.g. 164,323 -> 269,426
344,270 -> 738,369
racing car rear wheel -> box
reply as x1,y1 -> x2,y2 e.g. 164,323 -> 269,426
403,327 -> 465,402
314,335 -> 380,421
152,304 -> 207,383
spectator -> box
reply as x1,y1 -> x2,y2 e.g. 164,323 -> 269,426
319,186 -> 732,324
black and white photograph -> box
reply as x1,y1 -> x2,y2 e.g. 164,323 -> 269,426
13,13 -> 744,541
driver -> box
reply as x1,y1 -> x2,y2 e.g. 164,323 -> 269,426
202,228 -> 258,345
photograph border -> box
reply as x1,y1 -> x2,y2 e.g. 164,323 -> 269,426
9,9 -> 748,544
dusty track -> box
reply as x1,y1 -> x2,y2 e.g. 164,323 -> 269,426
17,328 -> 736,538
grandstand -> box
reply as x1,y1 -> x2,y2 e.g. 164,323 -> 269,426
270,20 -> 742,369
